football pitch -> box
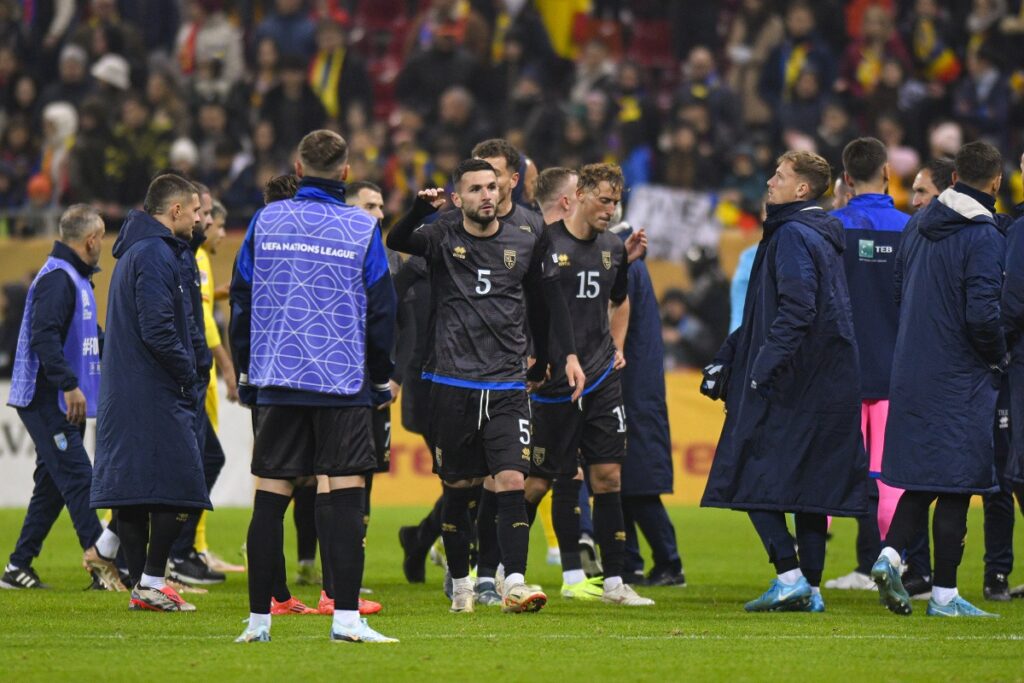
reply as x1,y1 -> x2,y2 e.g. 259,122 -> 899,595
1,506 -> 1022,682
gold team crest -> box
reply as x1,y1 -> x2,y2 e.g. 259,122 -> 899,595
532,446 -> 546,466
504,249 -> 517,269
601,250 -> 612,270
453,246 -> 467,259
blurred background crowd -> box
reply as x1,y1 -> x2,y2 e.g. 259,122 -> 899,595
2,0 -> 1024,369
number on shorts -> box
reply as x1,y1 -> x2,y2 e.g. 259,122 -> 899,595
612,406 -> 626,433
518,418 -> 531,445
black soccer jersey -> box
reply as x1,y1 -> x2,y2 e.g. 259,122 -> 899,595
500,203 -> 545,237
536,221 -> 628,397
387,198 -> 542,387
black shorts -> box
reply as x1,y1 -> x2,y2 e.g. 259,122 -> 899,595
427,383 -> 532,482
530,372 -> 626,479
252,405 -> 377,479
372,405 -> 392,473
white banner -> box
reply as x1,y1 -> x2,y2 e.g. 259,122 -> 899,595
624,184 -> 721,262
0,380 -> 256,507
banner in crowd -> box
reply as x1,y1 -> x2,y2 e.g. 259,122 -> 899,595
624,184 -> 722,262
0,372 -> 724,507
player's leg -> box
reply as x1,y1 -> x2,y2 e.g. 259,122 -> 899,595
3,461 -> 64,590
475,476 -> 500,594
983,489 -> 1014,601
794,512 -> 828,611
483,389 -> 545,613
628,495 -> 686,586
292,484 -> 319,584
927,493 -> 994,616
745,510 -> 811,611
442,479 -> 482,612
873,489 -> 934,615
538,492 -> 559,564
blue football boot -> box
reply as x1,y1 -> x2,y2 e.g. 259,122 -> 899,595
871,556 -> 911,616
926,595 -> 999,618
744,576 -> 812,612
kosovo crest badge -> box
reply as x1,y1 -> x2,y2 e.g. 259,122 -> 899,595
53,433 -> 68,451
601,250 -> 612,270
504,249 -> 517,269
532,446 -> 546,466
434,447 -> 443,468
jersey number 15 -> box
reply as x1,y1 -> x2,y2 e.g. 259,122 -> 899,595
576,271 -> 600,299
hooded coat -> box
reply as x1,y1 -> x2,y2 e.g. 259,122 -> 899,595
998,210 -> 1024,485
701,201 -> 867,516
881,185 -> 1005,494
91,210 -> 209,510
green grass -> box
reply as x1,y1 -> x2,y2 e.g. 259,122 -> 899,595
1,506 -> 1022,682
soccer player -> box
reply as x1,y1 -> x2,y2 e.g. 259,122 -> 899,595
824,138 -> 910,592
4,205 -> 122,592
91,174 -> 210,612
386,159 -> 583,614
232,131 -> 397,643
701,151 -> 866,613
525,163 -> 655,606
472,139 -> 545,235
534,167 -> 579,225
873,141 -> 1005,618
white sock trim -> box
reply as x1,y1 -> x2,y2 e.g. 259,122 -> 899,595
563,569 -> 587,585
332,609 -> 361,630
880,547 -> 901,568
604,576 -> 623,591
95,527 -> 120,559
505,572 -> 525,587
777,568 -> 803,585
140,573 -> 165,590
931,586 -> 958,606
249,612 -> 271,630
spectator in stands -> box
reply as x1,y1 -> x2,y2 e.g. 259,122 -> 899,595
725,0 -> 785,127
69,0 -> 145,77
901,0 -> 962,85
0,116 -> 35,206
259,55 -> 326,152
88,53 -> 130,122
244,37 -> 281,114
674,46 -> 741,143
836,5 -> 912,103
952,43 -> 1011,151
146,68 -> 191,137
778,66 -> 825,136
9,74 -> 40,126
308,18 -> 373,129
38,44 -> 92,110
103,92 -> 173,206
816,100 -> 858,175
405,0 -> 491,63
175,0 -> 245,87
569,38 -> 615,105
759,0 -> 835,110
721,145 -> 769,216
435,86 -> 493,157
254,0 -> 317,60
67,99 -> 110,204
39,101 -> 77,205
395,20 -> 480,120
25,0 -> 75,82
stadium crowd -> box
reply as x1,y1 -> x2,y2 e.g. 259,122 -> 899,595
2,0 -> 1024,643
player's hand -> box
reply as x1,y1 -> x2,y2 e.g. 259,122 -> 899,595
565,354 -> 586,402
625,228 -> 648,264
613,348 -> 626,370
417,188 -> 448,210
225,376 -> 240,403
699,363 -> 730,401
64,387 -> 87,425
377,380 -> 400,410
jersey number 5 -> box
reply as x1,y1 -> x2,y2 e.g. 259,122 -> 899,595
576,271 -> 600,299
476,269 -> 492,295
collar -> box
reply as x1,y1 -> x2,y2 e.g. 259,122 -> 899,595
847,193 -> 895,209
297,176 -> 347,205
50,240 -> 97,279
951,182 -> 996,214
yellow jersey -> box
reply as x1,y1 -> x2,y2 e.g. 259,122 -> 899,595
196,246 -> 221,431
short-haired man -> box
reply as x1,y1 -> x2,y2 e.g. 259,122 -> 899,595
91,174 -> 209,612
387,159 -> 583,614
534,167 -> 580,224
910,158 -> 954,211
472,138 -> 545,235
4,205 -> 121,592
232,130 -> 397,643
525,163 -> 655,606
823,138 -> 910,594
701,151 -> 866,612
263,174 -> 300,205
874,141 -> 1006,617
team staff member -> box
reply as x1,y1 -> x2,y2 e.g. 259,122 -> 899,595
4,205 -> 121,592
701,151 -> 866,613
232,130 -> 397,644
91,175 -> 210,612
873,141 -> 1006,618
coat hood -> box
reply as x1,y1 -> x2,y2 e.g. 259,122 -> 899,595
918,185 -> 996,242
765,200 -> 845,253
112,210 -> 183,259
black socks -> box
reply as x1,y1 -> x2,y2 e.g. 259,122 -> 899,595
247,490 -> 291,614
144,511 -> 188,578
116,507 -> 149,587
552,479 -> 583,572
293,485 -> 317,562
476,487 -> 500,579
441,486 -> 477,580
593,491 -> 626,581
326,487 -> 366,612
496,490 -> 530,577
315,492 -> 334,599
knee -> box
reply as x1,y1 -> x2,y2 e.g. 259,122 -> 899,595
494,470 -> 525,492
589,467 -> 621,494
524,477 -> 550,503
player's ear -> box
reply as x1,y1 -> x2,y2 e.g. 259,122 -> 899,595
340,163 -> 350,182
294,159 -> 304,178
451,191 -> 462,208
510,171 -> 520,189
